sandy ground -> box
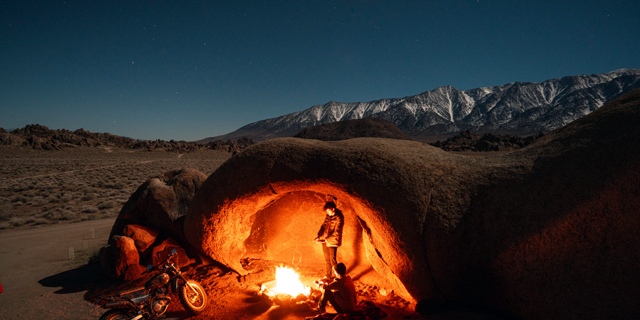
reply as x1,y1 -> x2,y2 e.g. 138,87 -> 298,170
0,218 -> 432,320
0,218 -> 114,319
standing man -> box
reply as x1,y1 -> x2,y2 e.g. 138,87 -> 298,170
314,199 -> 344,279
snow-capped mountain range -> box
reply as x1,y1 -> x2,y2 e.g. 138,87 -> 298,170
204,69 -> 640,142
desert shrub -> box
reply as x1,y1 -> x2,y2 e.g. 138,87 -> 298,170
60,193 -> 73,202
12,185 -> 27,192
26,196 -> 44,206
11,195 -> 28,203
33,218 -> 50,225
98,201 -> 116,210
0,222 -> 10,229
59,210 -> 76,220
10,217 -> 25,226
0,204 -> 11,221
81,193 -> 96,201
63,184 -> 78,192
23,190 -> 36,197
88,249 -> 101,265
44,211 -> 58,220
81,186 -> 96,194
108,183 -> 125,189
25,217 -> 35,224
81,205 -> 98,214
87,213 -> 100,220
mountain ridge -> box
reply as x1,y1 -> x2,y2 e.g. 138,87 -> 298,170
200,69 -> 640,142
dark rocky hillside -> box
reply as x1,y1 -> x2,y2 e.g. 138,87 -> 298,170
0,124 -> 254,153
293,117 -> 412,141
430,130 -> 544,152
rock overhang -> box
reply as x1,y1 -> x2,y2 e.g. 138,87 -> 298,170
183,137 -> 498,305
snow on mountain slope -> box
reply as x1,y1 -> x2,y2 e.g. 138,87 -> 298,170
204,69 -> 640,142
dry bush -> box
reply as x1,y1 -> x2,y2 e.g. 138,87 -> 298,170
10,217 -> 25,226
80,205 -> 98,214
60,193 -> 73,202
33,218 -> 50,225
98,201 -> 116,210
23,190 -> 36,197
0,147 -> 231,229
81,193 -> 96,201
0,204 -> 11,220
11,195 -> 28,203
59,210 -> 77,220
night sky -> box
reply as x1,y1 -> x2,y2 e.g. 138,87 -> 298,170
1,1 -> 639,141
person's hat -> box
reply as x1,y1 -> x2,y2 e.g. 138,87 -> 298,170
323,201 -> 337,210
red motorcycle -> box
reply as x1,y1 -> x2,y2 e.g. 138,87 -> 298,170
97,249 -> 208,320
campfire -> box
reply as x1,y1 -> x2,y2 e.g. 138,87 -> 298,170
259,266 -> 317,308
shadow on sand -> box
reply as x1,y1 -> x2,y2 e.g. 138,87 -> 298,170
38,262 -> 110,295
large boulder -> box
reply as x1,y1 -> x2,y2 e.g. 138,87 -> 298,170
122,224 -> 159,256
184,89 -> 640,319
150,238 -> 194,268
100,168 -> 208,280
99,235 -> 146,281
0,133 -> 25,146
109,168 -> 207,244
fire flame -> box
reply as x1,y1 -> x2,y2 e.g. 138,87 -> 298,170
269,266 -> 310,297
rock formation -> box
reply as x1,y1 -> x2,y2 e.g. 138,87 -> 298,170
109,168 -> 208,240
99,168 -> 208,280
430,129 -> 544,152
0,124 -> 255,152
182,88 -> 640,319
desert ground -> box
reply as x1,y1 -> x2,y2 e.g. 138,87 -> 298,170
0,147 -> 229,319
0,147 -> 469,320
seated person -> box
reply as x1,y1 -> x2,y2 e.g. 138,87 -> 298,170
313,262 -> 357,314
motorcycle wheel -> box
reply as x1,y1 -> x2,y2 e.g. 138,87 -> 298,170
178,280 -> 208,314
99,308 -> 133,320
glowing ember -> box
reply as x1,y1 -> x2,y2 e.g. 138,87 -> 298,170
267,266 -> 310,297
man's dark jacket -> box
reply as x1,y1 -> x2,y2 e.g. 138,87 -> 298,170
316,208 -> 344,247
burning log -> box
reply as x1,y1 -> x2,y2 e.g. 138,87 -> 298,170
259,266 -> 320,311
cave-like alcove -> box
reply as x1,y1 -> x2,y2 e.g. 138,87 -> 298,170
241,190 -> 392,290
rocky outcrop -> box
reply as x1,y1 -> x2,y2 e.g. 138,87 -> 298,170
0,132 -> 25,146
99,168 -> 208,280
123,224 -> 158,255
430,129 -> 544,151
109,168 -> 207,241
99,235 -> 147,281
183,88 -> 640,319
0,124 -> 255,152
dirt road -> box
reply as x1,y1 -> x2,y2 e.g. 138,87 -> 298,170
0,219 -> 114,319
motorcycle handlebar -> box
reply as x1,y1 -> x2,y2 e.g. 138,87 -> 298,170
142,249 -> 178,275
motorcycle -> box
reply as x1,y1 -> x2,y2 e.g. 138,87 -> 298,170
96,249 -> 208,320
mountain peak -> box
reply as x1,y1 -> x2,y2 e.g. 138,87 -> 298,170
205,69 -> 640,142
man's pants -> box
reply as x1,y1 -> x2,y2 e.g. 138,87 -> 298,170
322,244 -> 338,278
318,287 -> 345,314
